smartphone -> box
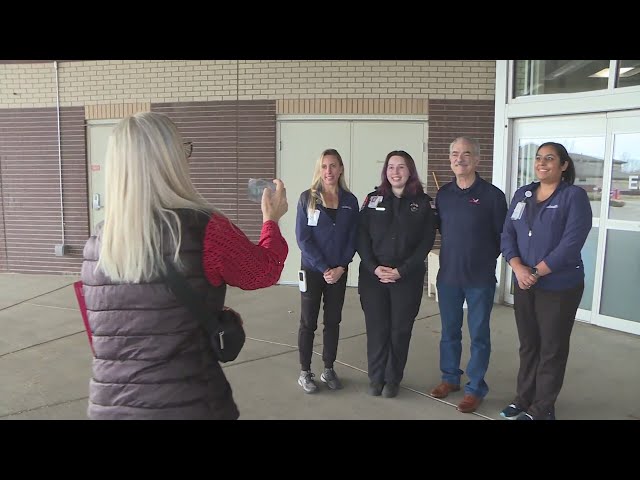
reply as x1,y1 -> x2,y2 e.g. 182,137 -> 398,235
247,178 -> 276,203
298,270 -> 307,292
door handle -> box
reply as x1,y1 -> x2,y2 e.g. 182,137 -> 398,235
93,193 -> 102,210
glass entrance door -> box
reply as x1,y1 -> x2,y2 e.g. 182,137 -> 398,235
506,112 -> 640,335
593,113 -> 640,335
507,114 -> 606,323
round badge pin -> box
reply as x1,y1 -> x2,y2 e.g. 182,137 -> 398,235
525,191 -> 532,198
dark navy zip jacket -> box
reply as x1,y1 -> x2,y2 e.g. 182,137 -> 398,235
436,174 -> 508,287
501,181 -> 592,291
295,188 -> 359,274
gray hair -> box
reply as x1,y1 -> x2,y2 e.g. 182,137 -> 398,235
449,136 -> 480,157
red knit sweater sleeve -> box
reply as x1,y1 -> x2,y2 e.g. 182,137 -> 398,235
202,214 -> 288,290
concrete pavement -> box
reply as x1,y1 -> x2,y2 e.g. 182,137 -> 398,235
0,272 -> 638,420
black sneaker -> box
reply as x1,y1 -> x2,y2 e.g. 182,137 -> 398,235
382,383 -> 400,398
298,370 -> 318,394
320,368 -> 343,390
368,382 -> 384,396
500,403 -> 524,420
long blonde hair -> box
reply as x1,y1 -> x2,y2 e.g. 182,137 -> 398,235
98,112 -> 218,282
307,148 -> 350,214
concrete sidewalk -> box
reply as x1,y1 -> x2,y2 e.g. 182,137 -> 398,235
0,272 -> 638,420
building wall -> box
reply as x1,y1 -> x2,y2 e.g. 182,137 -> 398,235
426,99 -> 496,250
0,107 -> 87,273
0,60 -> 496,107
0,60 -> 496,274
152,100 -> 276,241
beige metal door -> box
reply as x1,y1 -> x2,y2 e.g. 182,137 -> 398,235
278,121 -> 352,286
87,121 -> 117,235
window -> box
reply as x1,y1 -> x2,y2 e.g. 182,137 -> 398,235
514,60 -> 610,97
616,60 -> 640,89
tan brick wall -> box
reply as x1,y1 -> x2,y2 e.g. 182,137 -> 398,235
85,102 -> 150,120
0,62 -> 57,107
277,98 -> 428,115
0,60 -> 496,108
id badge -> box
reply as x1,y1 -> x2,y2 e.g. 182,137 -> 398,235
367,196 -> 382,208
511,201 -> 526,220
307,209 -> 320,226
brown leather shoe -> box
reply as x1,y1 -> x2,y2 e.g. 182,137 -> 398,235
457,394 -> 482,413
429,382 -> 461,399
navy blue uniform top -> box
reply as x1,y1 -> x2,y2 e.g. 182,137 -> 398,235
295,188 -> 360,274
357,189 -> 436,279
501,181 -> 592,291
436,174 -> 508,287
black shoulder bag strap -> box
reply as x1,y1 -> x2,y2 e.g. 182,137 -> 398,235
163,260 -> 220,337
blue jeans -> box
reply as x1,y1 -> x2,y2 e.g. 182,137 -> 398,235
436,282 -> 496,398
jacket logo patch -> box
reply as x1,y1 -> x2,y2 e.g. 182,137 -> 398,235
469,198 -> 480,204
410,202 -> 419,212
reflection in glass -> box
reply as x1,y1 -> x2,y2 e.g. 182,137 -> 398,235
609,133 -> 640,221
579,228 -> 598,311
514,60 -> 610,97
517,136 -> 605,217
616,60 -> 640,89
600,230 -> 640,323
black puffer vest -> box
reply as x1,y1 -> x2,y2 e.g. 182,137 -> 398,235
81,209 -> 239,420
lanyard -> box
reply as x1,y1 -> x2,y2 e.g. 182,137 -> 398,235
524,187 -> 558,237
524,192 -> 536,237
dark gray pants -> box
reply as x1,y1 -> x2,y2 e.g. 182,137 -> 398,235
298,268 -> 348,371
512,282 -> 584,418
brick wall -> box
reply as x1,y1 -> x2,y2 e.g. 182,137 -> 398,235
0,60 -> 496,107
153,100 -> 276,242
426,99 -> 496,250
0,60 -> 497,274
0,107 -> 87,273
0,155 -> 5,271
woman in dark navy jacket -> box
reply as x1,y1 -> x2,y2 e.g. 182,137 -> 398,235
357,150 -> 436,398
500,142 -> 592,420
295,148 -> 359,394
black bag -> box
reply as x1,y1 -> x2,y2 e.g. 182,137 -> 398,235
164,261 -> 246,363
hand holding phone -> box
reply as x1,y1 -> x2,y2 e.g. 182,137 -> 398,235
259,178 -> 288,223
248,178 -> 276,203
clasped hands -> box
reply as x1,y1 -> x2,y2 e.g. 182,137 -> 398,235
374,265 -> 401,283
514,264 -> 538,290
324,266 -> 345,285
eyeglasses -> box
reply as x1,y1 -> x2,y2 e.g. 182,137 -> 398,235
183,141 -> 193,158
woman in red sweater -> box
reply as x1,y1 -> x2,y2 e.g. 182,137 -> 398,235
81,111 -> 288,419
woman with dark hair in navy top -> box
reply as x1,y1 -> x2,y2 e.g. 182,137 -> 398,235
500,142 -> 592,420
